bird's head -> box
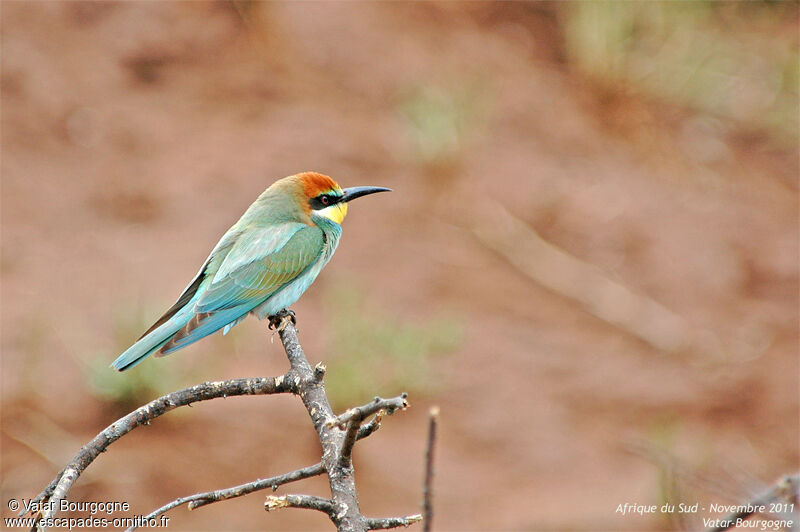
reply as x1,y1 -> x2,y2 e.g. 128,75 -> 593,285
297,172 -> 391,225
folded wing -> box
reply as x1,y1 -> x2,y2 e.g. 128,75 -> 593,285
157,223 -> 324,355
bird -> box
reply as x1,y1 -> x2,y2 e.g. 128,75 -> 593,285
111,172 -> 390,371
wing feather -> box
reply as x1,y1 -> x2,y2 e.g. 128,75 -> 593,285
195,223 -> 325,313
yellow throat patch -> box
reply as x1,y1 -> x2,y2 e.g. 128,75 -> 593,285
317,202 -> 348,225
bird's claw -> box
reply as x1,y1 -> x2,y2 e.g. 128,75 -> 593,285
269,309 -> 296,332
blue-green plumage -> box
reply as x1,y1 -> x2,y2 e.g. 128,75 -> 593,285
111,172 -> 388,371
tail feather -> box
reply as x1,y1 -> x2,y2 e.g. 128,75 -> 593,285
111,301 -> 258,371
157,304 -> 255,356
110,313 -> 190,371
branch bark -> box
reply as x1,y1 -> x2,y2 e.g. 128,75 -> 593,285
135,408 -> 392,529
129,463 -> 326,531
26,316 -> 419,532
265,494 -> 335,514
275,321 -> 409,531
367,515 -> 424,530
27,377 -> 289,529
422,407 -> 439,532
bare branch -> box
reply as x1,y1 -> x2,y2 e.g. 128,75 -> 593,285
188,463 -> 325,511
135,403 -> 400,527
339,419 -> 362,469
129,463 -> 326,531
277,322 -> 371,530
265,494 -> 335,515
334,396 -> 409,469
422,407 -> 439,532
28,313 -> 423,532
706,473 -> 800,532
135,397 -> 401,527
356,413 -> 384,440
27,377 -> 289,528
367,515 -> 424,530
328,395 -> 409,430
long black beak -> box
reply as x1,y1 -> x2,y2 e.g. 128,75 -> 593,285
341,186 -> 392,203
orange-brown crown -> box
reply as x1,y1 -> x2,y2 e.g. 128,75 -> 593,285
297,172 -> 342,199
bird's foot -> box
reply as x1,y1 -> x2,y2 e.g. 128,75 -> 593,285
268,309 -> 296,332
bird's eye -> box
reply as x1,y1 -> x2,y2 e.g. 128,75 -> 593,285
310,194 -> 337,210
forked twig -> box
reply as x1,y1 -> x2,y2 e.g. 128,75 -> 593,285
129,463 -> 325,531
26,317 -> 423,532
27,377 -> 289,529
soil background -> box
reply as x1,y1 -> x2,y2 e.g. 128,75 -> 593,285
2,3 -> 798,531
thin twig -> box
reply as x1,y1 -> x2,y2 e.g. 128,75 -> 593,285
356,413 -> 384,440
129,463 -> 326,531
277,321 -> 370,530
339,419 -> 362,469
328,395 -> 410,430
135,405 -> 397,527
422,407 -> 439,532
276,321 -> 418,531
367,515 -> 424,530
265,494 -> 335,515
190,463 -> 325,511
29,315 -> 423,532
28,377 -> 289,529
706,473 -> 800,532
334,396 -> 409,469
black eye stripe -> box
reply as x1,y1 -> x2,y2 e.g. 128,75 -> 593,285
309,193 -> 341,210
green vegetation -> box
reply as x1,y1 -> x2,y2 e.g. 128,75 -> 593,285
397,82 -> 492,168
322,282 -> 463,409
564,2 -> 798,146
645,413 -> 693,528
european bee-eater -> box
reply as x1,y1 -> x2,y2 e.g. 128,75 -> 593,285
111,172 -> 390,371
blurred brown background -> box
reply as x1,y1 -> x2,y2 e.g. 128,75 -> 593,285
1,2 -> 798,530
